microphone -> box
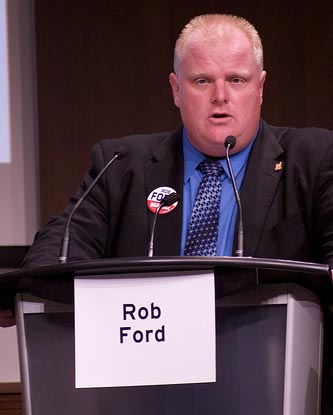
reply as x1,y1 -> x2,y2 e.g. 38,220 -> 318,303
224,136 -> 244,257
147,192 -> 180,257
58,148 -> 127,263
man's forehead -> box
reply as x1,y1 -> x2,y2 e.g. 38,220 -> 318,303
185,25 -> 250,49
181,37 -> 256,69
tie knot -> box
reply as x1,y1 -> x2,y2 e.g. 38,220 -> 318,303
198,158 -> 223,177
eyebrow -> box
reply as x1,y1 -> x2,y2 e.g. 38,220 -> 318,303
187,72 -> 210,78
226,69 -> 251,78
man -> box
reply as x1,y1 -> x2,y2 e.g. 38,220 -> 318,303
18,13 -> 333,269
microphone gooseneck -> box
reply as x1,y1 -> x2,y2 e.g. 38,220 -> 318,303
147,192 -> 180,257
58,149 -> 127,264
224,136 -> 244,257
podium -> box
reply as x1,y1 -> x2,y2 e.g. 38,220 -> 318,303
1,256 -> 332,415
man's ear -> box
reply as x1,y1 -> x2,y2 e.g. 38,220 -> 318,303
169,72 -> 180,108
259,70 -> 267,105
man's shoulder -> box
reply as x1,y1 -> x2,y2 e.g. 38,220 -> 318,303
263,121 -> 333,153
88,129 -> 183,166
264,121 -> 333,143
98,130 -> 182,151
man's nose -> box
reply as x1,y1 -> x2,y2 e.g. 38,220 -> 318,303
211,81 -> 228,104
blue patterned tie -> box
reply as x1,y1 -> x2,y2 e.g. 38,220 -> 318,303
184,158 -> 223,256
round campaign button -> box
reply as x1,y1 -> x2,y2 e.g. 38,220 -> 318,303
147,186 -> 179,214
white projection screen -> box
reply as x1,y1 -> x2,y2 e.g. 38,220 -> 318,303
0,0 -> 11,163
0,0 -> 38,246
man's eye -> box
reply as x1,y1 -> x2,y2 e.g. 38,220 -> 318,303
196,78 -> 209,85
231,78 -> 243,84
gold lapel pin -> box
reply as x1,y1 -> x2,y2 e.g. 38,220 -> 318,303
274,161 -> 284,171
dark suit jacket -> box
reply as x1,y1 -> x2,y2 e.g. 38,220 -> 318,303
22,120 -> 333,269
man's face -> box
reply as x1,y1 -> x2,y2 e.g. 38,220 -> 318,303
169,31 -> 266,157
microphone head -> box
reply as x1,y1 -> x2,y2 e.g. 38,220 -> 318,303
161,192 -> 180,206
224,135 -> 236,149
114,147 -> 129,160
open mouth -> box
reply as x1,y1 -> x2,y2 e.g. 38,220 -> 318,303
211,113 -> 229,119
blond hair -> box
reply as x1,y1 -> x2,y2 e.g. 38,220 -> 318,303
174,14 -> 264,73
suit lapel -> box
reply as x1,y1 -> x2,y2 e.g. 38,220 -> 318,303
240,121 -> 285,256
143,130 -> 184,256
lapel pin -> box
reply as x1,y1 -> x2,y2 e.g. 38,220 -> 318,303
147,186 -> 179,214
274,161 -> 284,171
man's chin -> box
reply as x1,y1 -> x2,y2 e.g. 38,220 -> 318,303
198,141 -> 228,157
187,131 -> 236,156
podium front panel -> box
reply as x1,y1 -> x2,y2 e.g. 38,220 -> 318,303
15,283 -> 322,415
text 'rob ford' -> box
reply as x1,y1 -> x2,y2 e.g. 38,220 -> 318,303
120,302 -> 165,344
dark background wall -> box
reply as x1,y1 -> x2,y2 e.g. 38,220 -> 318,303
34,0 -> 333,224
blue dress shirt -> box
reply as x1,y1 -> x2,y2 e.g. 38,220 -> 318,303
181,129 -> 256,256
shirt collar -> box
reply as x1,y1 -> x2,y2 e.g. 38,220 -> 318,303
182,128 -> 257,183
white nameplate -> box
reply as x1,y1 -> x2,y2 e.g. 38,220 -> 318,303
74,270 -> 216,388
